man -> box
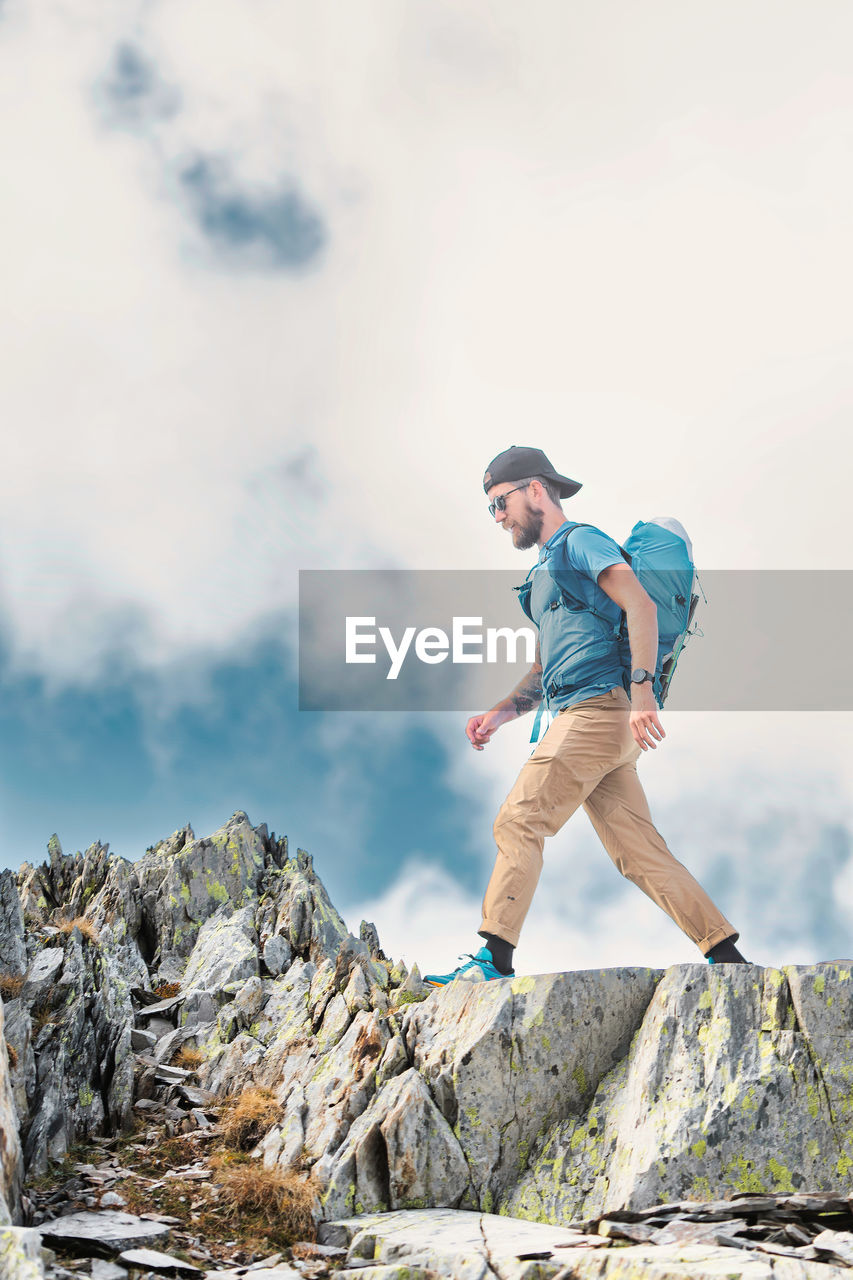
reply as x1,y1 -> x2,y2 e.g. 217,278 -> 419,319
424,445 -> 746,986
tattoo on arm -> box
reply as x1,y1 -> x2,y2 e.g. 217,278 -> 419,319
511,643 -> 543,716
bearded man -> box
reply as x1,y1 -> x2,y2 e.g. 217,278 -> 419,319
424,446 -> 747,985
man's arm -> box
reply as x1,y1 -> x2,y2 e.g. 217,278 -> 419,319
509,639 -> 544,716
597,562 -> 665,751
465,641 -> 542,750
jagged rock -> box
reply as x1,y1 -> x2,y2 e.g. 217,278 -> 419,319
309,960 -> 337,1025
258,1083 -> 306,1170
301,1010 -> 391,1160
0,870 -> 27,976
3,998 -> 35,1124
375,1035 -> 409,1090
334,935 -> 372,989
262,934 -> 293,977
216,1004 -> 240,1045
180,905 -> 259,1004
321,1070 -> 475,1219
22,922 -> 144,1174
180,990 -> 218,1028
371,963 -> 391,995
316,994 -> 352,1052
813,1229 -> 853,1266
135,813 -> 271,964
0,1225 -> 46,1280
343,965 -> 372,1015
397,963 -> 425,998
21,949 -> 64,1005
359,920 -> 385,961
0,999 -> 24,1224
370,984 -> 390,1014
233,975 -> 268,1023
270,853 -> 350,966
136,995 -> 183,1019
153,1063 -> 190,1083
7,828 -> 151,1181
151,1025 -> 200,1064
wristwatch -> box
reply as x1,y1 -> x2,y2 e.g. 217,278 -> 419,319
630,668 -> 655,685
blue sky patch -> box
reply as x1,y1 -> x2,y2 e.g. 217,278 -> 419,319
96,42 -> 180,129
180,157 -> 326,270
0,634 -> 476,912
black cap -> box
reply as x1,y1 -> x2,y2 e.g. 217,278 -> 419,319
483,446 -> 582,499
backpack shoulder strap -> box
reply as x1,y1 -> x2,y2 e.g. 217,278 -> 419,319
550,522 -> 626,630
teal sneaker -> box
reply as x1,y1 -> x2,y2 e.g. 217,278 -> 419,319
424,946 -> 514,988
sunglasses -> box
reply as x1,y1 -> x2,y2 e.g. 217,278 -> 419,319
488,484 -> 529,518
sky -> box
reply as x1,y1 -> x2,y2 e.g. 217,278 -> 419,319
1,0 -> 852,976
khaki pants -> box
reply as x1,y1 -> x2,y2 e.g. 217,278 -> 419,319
480,687 -> 736,955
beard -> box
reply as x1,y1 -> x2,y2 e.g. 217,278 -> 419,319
511,499 -> 545,550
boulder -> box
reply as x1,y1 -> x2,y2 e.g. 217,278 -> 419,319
403,966 -> 660,1214
506,964 -> 853,1223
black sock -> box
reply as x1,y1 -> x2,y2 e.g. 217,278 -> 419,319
482,933 -> 514,975
706,937 -> 748,964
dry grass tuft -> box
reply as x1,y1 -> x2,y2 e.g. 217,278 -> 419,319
55,916 -> 100,944
155,981 -> 181,999
31,1002 -> 56,1032
0,974 -> 24,1000
5,1040 -> 18,1070
220,1086 -> 284,1151
172,1045 -> 204,1070
210,1156 -> 317,1242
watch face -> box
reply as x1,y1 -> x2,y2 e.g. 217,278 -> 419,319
631,669 -> 651,683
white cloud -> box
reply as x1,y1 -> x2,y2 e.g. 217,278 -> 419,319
2,0 -> 852,688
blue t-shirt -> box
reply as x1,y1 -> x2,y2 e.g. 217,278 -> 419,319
524,522 -> 627,710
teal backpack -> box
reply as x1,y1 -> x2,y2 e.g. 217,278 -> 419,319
618,517 -> 702,705
521,517 -> 702,738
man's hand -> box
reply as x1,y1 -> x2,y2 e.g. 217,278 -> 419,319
466,705 -> 512,750
630,683 -> 666,751
467,644 -> 544,750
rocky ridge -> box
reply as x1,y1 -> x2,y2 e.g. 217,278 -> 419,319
1,811 -> 852,1280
